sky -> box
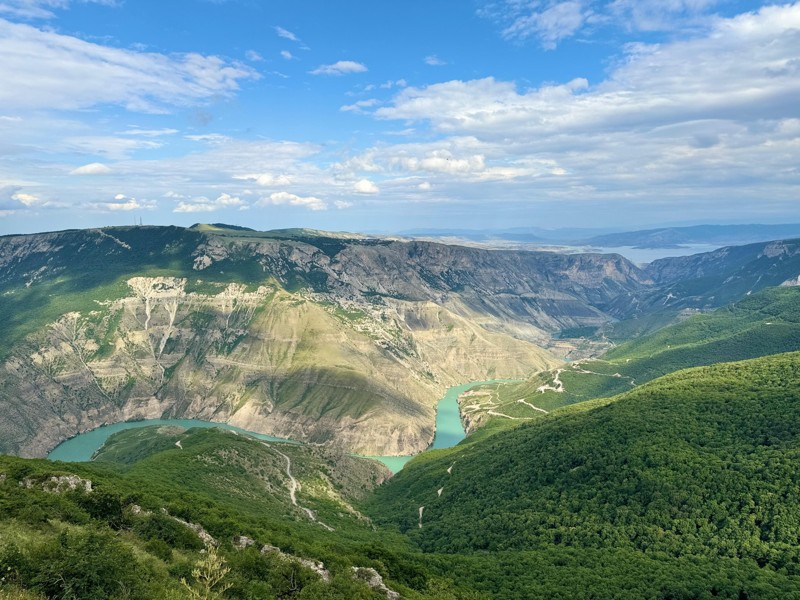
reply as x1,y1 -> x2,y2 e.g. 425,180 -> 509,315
0,0 -> 798,235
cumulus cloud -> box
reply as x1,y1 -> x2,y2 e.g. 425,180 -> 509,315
354,178 -> 379,194
280,50 -> 294,60
334,200 -> 353,209
310,60 -> 367,76
70,162 -> 112,175
260,191 -> 326,211
347,3 -> 799,210
172,192 -> 245,213
0,18 -> 259,112
245,49 -> 263,62
380,4 -> 800,140
0,185 -> 43,211
89,193 -> 155,212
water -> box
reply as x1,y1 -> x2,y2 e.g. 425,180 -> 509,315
368,379 -> 516,471
48,380 -> 514,472
585,244 -> 721,266
47,419 -> 294,462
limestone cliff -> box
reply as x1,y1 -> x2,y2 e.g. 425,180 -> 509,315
0,225 -> 650,457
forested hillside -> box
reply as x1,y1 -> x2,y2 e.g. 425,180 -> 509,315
367,352 -> 800,596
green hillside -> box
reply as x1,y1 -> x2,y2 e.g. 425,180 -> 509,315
369,352 -> 800,553
0,427 -> 482,599
465,286 -> 800,424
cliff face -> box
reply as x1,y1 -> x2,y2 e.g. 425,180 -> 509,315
639,239 -> 800,312
0,226 -> 651,457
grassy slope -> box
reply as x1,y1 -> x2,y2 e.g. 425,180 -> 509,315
471,286 -> 800,421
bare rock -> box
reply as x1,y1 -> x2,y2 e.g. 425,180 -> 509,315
352,567 -> 400,600
21,474 -> 92,493
233,535 -> 255,550
260,544 -> 330,583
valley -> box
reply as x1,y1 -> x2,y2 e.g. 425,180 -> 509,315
2,224 -> 800,599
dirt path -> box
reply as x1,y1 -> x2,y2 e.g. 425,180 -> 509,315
263,443 -> 334,531
536,368 -> 564,393
487,410 -> 522,420
517,399 -> 548,414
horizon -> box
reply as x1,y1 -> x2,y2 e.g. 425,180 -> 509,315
1,1 -> 798,235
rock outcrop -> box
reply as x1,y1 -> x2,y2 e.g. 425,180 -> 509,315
0,225 -> 656,458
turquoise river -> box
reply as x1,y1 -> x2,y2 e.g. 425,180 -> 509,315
48,380 -> 511,472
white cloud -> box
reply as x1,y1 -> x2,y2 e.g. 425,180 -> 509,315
480,0 -> 729,48
334,200 -> 353,209
172,192 -> 245,213
310,60 -> 367,76
185,133 -> 229,144
0,0 -> 116,20
609,0 -> 720,31
70,162 -> 112,175
214,192 -> 245,207
380,79 -> 407,89
503,1 -> 587,48
84,193 -> 156,212
424,55 -> 447,66
354,178 -> 379,194
274,26 -> 299,42
340,99 -> 379,113
418,181 -> 432,191
380,2 -> 800,140
0,18 -> 259,112
280,50 -> 293,60
245,49 -> 263,62
119,128 -> 178,137
342,3 -> 798,210
260,191 -> 326,211
233,173 -> 292,186
0,185 -> 40,211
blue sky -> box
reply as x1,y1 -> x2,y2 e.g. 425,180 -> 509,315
0,0 -> 798,235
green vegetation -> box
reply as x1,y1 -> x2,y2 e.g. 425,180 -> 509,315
366,351 -> 800,597
0,427 -> 480,599
474,286 -> 800,422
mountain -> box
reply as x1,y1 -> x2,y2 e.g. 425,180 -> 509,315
463,286 -> 800,427
0,225 -> 655,458
627,238 -> 800,316
365,352 -> 800,596
583,224 -> 800,249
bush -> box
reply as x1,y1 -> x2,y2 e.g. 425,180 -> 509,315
27,529 -> 154,600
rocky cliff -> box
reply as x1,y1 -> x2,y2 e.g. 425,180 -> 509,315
0,225 -> 653,457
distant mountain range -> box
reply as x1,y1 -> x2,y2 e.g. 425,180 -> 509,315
400,223 -> 800,249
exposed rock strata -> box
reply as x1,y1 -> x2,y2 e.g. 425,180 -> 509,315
0,226 -> 656,458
